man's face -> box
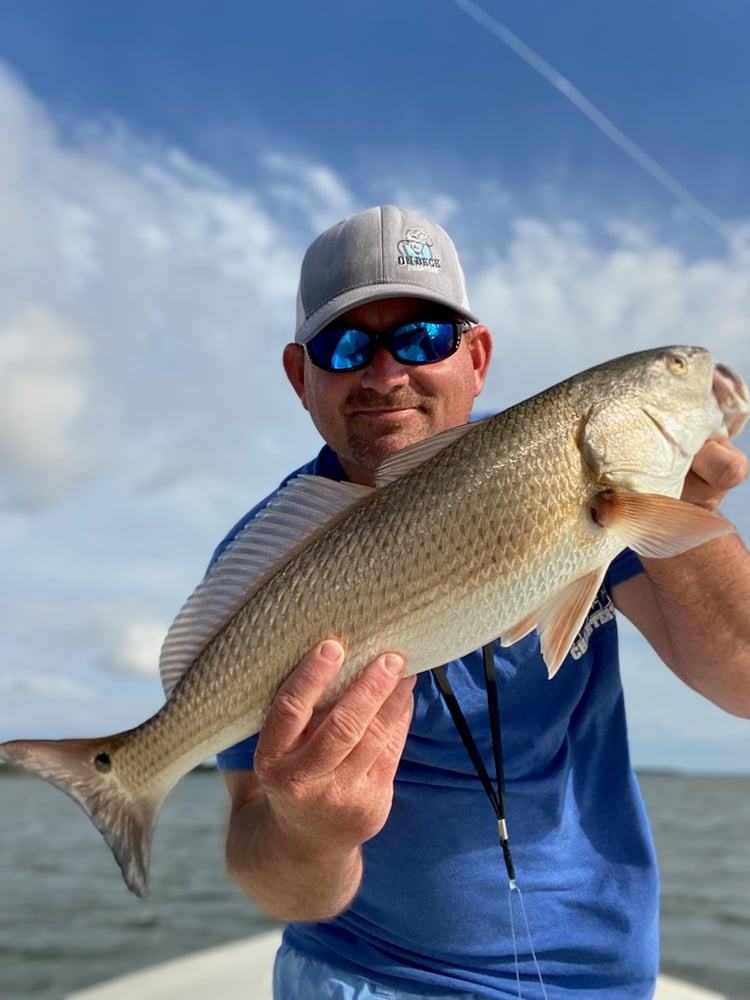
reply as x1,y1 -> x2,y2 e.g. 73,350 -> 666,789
283,297 -> 492,485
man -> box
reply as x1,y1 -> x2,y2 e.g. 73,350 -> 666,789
216,205 -> 750,998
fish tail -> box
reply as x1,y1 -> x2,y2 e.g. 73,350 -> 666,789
0,734 -> 165,897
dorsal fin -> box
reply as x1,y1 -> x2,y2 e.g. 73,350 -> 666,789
374,419 -> 485,488
158,475 -> 373,696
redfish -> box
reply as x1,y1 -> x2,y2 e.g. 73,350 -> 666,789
1,346 -> 747,897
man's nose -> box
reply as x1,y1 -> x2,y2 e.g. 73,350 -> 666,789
359,346 -> 411,390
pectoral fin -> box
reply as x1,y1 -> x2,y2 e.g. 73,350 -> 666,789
594,491 -> 735,559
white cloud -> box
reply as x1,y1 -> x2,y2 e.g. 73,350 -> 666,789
0,671 -> 94,702
0,306 -> 93,509
261,151 -> 356,232
112,621 -> 168,677
76,611 -> 169,678
471,214 -> 750,409
0,63 -> 344,513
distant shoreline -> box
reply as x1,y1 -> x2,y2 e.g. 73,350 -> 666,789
1,761 -> 749,778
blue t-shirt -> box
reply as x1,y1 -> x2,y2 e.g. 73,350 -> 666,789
216,446 -> 657,999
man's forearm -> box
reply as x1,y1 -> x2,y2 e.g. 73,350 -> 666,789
641,532 -> 750,716
225,793 -> 363,922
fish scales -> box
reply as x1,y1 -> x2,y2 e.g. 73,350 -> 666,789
1,345 -> 747,896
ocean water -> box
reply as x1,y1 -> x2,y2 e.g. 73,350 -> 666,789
0,770 -> 748,1000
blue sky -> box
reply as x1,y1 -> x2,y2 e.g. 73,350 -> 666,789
0,0 -> 749,772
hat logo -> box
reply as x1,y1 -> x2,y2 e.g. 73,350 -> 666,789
397,227 -> 441,269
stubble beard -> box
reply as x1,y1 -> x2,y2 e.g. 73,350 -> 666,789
341,390 -> 436,482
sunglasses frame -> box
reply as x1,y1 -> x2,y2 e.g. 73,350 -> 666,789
305,318 -> 473,373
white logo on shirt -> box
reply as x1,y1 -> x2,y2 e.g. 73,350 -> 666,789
569,590 -> 615,660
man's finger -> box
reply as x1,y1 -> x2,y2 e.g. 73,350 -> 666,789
256,640 -> 345,763
344,674 -> 416,780
302,653 -> 408,775
690,438 -> 748,491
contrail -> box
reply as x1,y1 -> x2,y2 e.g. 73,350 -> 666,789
455,0 -> 743,253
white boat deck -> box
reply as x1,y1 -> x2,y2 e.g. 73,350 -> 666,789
66,929 -> 725,999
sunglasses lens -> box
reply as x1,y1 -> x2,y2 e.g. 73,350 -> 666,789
308,327 -> 374,371
392,322 -> 458,364
307,320 -> 462,371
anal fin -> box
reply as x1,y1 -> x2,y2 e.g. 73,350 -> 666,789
537,567 -> 608,678
500,612 -> 539,648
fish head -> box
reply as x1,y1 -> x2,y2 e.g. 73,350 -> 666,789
577,346 -> 741,497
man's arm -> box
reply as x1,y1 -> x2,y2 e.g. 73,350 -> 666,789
223,640 -> 415,922
612,438 -> 750,717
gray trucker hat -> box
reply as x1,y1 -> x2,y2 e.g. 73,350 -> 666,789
294,205 -> 478,344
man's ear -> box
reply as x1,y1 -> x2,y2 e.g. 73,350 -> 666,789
282,343 -> 308,409
468,325 -> 493,397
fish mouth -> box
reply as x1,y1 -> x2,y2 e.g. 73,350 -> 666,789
713,363 -> 750,438
640,404 -> 690,459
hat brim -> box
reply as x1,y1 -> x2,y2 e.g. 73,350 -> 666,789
294,283 -> 479,345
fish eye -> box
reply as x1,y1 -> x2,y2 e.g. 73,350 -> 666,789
667,353 -> 688,376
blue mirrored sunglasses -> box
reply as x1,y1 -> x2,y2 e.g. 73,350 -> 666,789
306,319 -> 471,373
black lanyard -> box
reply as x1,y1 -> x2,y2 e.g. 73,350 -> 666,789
433,642 -> 516,883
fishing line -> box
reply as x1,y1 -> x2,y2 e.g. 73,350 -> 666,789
454,0 -> 744,254
508,882 -> 549,1000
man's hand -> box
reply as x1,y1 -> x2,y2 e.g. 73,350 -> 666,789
224,640 -> 415,921
254,639 -> 416,856
681,438 -> 748,510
